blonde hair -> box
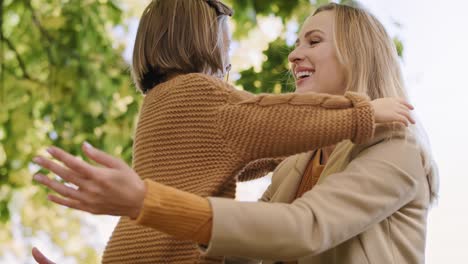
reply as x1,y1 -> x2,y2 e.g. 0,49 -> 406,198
132,0 -> 232,94
314,3 -> 439,203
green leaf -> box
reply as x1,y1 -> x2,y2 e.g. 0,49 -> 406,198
394,37 -> 404,58
42,16 -> 66,29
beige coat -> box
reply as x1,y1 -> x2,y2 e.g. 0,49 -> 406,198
203,126 -> 433,264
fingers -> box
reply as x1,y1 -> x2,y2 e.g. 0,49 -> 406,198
392,115 -> 408,127
33,156 -> 86,187
408,115 -> 416,124
47,195 -> 91,213
397,114 -> 410,127
46,146 -> 95,179
397,98 -> 414,110
398,106 -> 416,124
394,98 -> 415,126
81,142 -> 127,169
32,247 -> 55,264
33,174 -> 86,202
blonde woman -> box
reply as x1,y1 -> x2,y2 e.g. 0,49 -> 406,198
31,2 -> 425,264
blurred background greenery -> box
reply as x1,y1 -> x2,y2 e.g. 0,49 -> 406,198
0,0 -> 403,262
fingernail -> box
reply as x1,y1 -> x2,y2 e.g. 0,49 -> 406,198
33,157 -> 43,164
83,141 -> 93,150
46,147 -> 54,155
33,174 -> 43,181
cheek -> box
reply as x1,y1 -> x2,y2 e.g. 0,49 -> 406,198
316,53 -> 347,94
326,59 -> 346,83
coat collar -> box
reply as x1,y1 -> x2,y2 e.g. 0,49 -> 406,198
317,124 -> 409,184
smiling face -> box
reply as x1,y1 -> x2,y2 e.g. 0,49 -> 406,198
288,10 -> 347,95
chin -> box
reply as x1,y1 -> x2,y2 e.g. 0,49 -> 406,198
295,83 -> 319,94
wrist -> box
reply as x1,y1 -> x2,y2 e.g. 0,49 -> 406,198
130,179 -> 147,219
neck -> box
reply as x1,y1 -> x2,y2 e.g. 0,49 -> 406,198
166,73 -> 182,81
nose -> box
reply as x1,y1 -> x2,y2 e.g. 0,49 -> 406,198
288,46 -> 305,64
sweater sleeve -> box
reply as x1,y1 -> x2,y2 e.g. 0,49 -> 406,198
134,179 -> 213,245
218,90 -> 374,163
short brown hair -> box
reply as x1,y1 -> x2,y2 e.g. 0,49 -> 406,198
132,0 -> 233,94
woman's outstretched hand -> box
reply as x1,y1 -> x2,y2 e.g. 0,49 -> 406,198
32,247 -> 55,264
370,97 -> 415,126
32,142 -> 146,219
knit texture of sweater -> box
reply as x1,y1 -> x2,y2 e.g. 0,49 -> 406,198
102,73 -> 374,263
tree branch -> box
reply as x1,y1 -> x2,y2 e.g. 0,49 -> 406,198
3,36 -> 45,85
24,0 -> 56,66
24,0 -> 53,43
3,66 -> 45,87
3,36 -> 31,79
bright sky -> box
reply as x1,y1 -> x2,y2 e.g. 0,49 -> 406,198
3,0 -> 467,263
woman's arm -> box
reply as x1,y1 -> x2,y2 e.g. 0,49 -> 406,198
218,89 -> 413,163
202,136 -> 424,260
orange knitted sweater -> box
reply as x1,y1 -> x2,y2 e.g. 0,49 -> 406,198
102,73 -> 374,263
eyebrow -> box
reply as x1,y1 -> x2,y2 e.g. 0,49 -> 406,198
295,29 -> 325,46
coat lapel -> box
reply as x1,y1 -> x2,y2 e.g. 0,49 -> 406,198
317,140 -> 355,184
269,151 -> 315,203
